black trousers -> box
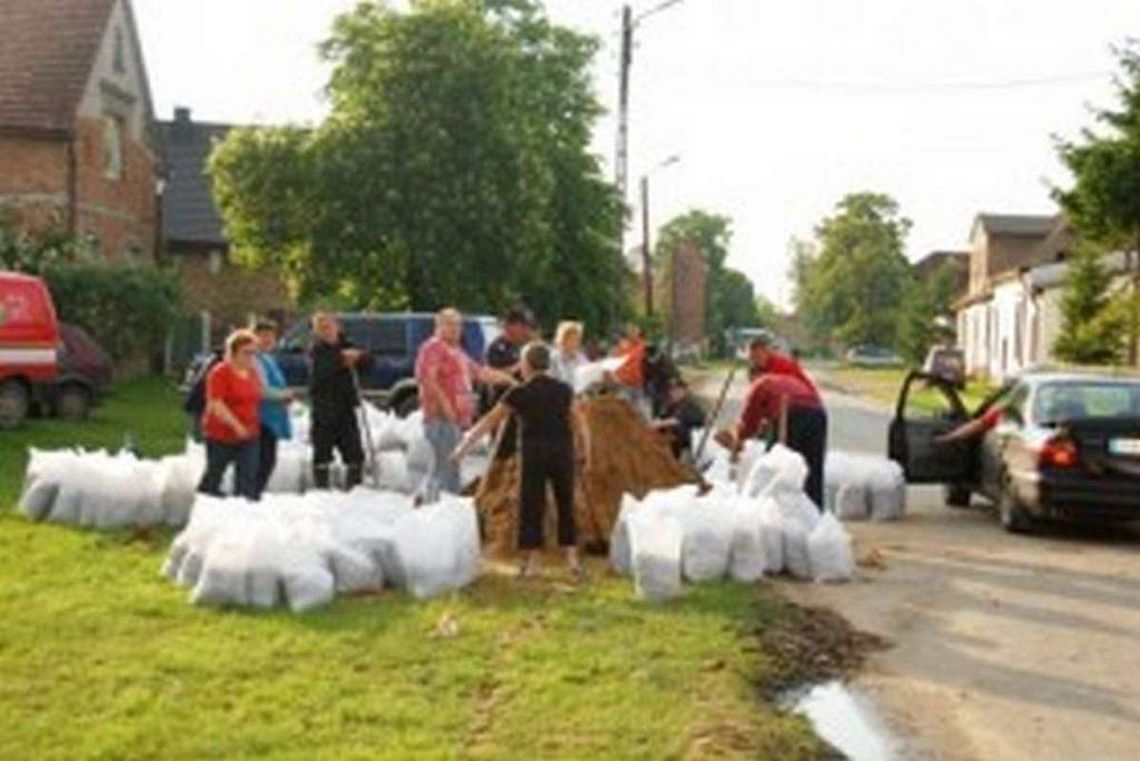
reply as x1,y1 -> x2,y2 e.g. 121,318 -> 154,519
256,425 -> 278,498
518,442 -> 576,550
312,410 -> 364,490
786,406 -> 828,511
197,439 -> 259,500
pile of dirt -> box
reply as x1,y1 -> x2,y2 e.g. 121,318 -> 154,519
475,395 -> 698,555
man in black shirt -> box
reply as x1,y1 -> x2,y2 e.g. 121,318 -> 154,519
482,308 -> 536,459
454,341 -> 589,581
651,378 -> 707,461
308,312 -> 371,489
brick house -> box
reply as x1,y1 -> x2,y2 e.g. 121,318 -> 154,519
158,107 -> 290,344
913,249 -> 968,296
0,0 -> 159,259
953,213 -> 1062,380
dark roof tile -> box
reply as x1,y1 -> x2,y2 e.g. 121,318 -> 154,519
159,115 -> 232,245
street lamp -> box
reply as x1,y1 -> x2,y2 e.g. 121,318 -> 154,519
616,0 -> 685,256
640,154 -> 681,317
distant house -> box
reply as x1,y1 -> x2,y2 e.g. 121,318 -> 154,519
954,213 -> 1058,381
0,0 -> 159,259
158,107 -> 290,343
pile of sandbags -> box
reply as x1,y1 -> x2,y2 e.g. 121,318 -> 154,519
824,451 -> 906,522
476,396 -> 697,554
163,488 -> 480,612
20,448 -> 186,528
611,444 -> 855,601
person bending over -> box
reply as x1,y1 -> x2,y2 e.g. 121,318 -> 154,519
453,341 -> 590,582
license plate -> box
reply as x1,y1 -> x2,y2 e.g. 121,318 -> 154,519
1108,438 -> 1140,456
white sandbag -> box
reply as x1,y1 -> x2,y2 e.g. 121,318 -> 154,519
132,458 -> 169,526
405,436 -> 435,497
733,440 -> 765,493
823,451 -> 853,512
572,355 -> 628,393
671,499 -> 733,583
609,493 -> 641,575
166,496 -> 231,586
49,450 -> 106,525
728,496 -> 767,583
742,443 -> 809,498
19,448 -> 75,520
265,443 -> 308,494
386,497 -> 480,599
868,460 -> 906,522
629,510 -> 683,602
160,454 -> 202,526
375,452 -> 411,493
834,482 -> 870,521
192,524 -> 254,607
808,512 -> 855,582
242,519 -> 290,609
280,545 -> 336,613
776,490 -> 820,580
757,496 -> 785,574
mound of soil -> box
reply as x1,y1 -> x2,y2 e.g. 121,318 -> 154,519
475,396 -> 698,555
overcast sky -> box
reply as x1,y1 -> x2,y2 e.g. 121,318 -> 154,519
134,0 -> 1137,307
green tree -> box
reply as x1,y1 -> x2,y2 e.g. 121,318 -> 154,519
209,0 -> 626,333
1053,243 -> 1124,364
793,192 -> 912,348
754,293 -> 778,327
897,261 -> 960,364
1055,39 -> 1140,362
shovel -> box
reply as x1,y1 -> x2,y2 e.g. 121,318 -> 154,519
350,364 -> 382,489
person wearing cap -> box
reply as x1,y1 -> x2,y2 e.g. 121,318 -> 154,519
716,370 -> 828,510
481,307 -> 536,458
453,341 -> 590,582
651,378 -> 707,461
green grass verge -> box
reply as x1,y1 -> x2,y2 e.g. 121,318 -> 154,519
815,365 -> 994,414
0,377 -> 825,760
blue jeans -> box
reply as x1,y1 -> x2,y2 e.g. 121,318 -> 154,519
198,439 -> 260,500
423,418 -> 461,502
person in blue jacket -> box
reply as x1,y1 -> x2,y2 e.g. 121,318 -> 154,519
252,320 -> 293,497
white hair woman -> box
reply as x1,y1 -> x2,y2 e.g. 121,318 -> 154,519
550,321 -> 587,389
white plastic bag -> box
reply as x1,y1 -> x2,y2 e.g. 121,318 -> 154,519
19,448 -> 74,520
572,355 -> 629,393
834,482 -> 870,521
868,461 -> 906,522
387,498 -> 480,599
808,513 -> 855,582
741,443 -> 809,498
776,490 -> 820,580
160,453 -> 203,526
728,496 -> 767,583
609,493 -> 642,576
628,510 -> 683,602
671,500 -> 733,583
757,497 -> 785,575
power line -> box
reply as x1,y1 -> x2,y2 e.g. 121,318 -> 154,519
746,70 -> 1111,93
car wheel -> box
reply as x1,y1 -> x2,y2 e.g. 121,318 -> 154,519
395,393 -> 420,419
0,380 -> 30,429
944,483 -> 971,508
55,384 -> 91,421
998,479 -> 1035,534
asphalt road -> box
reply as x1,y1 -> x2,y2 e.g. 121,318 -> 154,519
702,371 -> 1140,761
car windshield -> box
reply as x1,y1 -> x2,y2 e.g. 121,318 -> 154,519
1033,381 -> 1140,424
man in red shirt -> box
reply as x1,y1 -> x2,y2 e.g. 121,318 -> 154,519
746,333 -> 816,390
717,368 -> 828,510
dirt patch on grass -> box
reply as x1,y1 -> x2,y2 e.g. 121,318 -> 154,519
753,601 -> 889,697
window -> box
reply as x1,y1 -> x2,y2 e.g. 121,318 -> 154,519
113,28 -> 126,74
1033,381 -> 1140,423
368,319 -> 408,356
102,117 -> 122,180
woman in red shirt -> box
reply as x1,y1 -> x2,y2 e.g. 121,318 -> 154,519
197,329 -> 263,500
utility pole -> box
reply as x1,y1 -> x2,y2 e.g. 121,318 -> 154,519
616,4 -> 633,258
641,174 -> 652,316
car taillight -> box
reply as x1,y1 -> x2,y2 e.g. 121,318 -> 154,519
1040,435 -> 1079,469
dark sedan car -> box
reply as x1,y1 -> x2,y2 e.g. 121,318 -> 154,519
889,369 -> 1140,533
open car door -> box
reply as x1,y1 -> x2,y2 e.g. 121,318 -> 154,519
889,371 -> 973,483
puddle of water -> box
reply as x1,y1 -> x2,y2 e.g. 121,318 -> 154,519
783,681 -> 897,761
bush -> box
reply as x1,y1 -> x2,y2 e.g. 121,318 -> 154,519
41,262 -> 182,361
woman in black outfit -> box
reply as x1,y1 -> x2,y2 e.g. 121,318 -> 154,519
453,341 -> 591,581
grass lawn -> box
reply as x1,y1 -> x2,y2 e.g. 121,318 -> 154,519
0,378 -> 827,760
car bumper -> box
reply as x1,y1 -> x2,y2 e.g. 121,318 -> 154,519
1015,469 -> 1140,521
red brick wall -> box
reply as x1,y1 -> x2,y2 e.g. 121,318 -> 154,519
73,116 -> 157,259
0,136 -> 70,233
0,122 -> 156,258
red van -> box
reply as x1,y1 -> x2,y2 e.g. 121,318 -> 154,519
0,272 -> 61,428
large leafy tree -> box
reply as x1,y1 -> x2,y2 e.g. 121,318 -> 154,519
210,0 -> 625,333
1055,39 -> 1140,362
1053,243 -> 1124,364
793,192 -> 913,348
897,261 -> 960,364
